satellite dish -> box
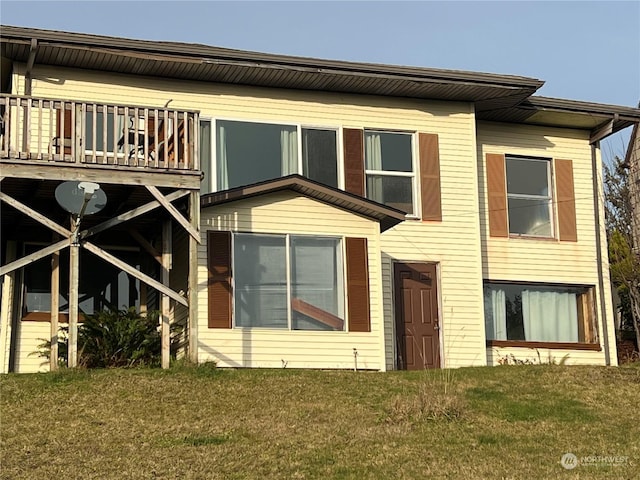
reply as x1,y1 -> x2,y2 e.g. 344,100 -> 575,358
55,181 -> 107,215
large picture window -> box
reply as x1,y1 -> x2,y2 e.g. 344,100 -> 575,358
364,131 -> 415,214
233,233 -> 345,331
484,282 -> 597,344
506,156 -> 552,237
215,120 -> 338,191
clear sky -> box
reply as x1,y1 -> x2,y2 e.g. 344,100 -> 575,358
1,1 -> 639,159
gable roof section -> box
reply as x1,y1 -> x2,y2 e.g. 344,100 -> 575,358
0,25 -> 542,112
200,175 -> 406,232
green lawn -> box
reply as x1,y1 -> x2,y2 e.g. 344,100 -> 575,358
1,364 -> 639,479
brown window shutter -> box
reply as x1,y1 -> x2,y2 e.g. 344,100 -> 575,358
555,159 -> 578,242
207,231 -> 232,328
343,128 -> 365,196
486,153 -> 508,237
419,132 -> 442,221
346,237 -> 370,332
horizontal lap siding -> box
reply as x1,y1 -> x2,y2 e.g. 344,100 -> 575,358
477,122 -> 615,365
199,193 -> 385,370
14,322 -> 50,373
20,65 -> 486,370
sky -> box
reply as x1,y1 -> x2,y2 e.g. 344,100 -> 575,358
1,1 -> 639,160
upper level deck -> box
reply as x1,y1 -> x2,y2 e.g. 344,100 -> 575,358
0,94 -> 201,188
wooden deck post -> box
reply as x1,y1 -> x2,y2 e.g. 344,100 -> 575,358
0,241 -> 17,374
50,243 -> 60,371
188,190 -> 199,364
68,218 -> 80,368
161,220 -> 172,369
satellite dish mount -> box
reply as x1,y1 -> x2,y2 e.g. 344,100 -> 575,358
55,181 -> 107,244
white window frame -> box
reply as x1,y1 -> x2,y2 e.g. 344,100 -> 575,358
505,155 -> 554,238
231,231 -> 347,332
363,129 -> 418,218
211,118 -> 343,192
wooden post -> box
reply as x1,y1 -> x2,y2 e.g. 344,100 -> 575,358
50,244 -> 60,371
0,241 -> 17,374
68,218 -> 80,368
188,191 -> 199,363
161,220 -> 172,369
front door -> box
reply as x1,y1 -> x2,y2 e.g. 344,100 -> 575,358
394,262 -> 440,370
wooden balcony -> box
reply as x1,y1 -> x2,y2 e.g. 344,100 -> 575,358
0,95 -> 201,187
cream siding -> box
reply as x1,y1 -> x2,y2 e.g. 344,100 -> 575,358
477,121 -> 617,365
199,192 -> 385,370
14,63 -> 488,370
14,321 -> 50,373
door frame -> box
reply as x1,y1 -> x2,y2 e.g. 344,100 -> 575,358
392,260 -> 443,370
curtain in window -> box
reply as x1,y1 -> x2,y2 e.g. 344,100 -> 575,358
484,288 -> 507,340
217,123 -> 229,190
365,133 -> 383,201
522,290 -> 578,342
280,128 -> 298,176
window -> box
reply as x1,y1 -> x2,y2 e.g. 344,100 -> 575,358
22,245 -> 141,319
85,112 -> 118,153
484,282 -> 597,344
233,233 -> 345,331
364,131 -> 415,214
506,156 -> 552,237
215,120 -> 338,191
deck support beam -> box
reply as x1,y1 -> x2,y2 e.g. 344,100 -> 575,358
68,221 -> 80,368
188,191 -> 199,363
50,238 -> 60,371
161,221 -> 172,369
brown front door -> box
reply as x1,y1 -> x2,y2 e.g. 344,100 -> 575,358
394,262 -> 440,370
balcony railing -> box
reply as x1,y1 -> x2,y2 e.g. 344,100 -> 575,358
0,95 -> 200,171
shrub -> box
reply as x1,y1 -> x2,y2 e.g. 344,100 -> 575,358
80,308 -> 161,368
37,308 -> 163,368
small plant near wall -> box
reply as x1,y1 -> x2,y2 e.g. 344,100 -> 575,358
496,351 -> 569,366
37,308 -> 168,368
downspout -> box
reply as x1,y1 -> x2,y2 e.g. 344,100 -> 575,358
24,38 -> 38,96
591,141 -> 611,365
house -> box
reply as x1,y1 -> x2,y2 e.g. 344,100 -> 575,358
1,26 -> 639,373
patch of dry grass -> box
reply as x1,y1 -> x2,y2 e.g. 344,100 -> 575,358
1,365 -> 639,479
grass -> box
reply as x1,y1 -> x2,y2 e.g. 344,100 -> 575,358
1,364 -> 639,479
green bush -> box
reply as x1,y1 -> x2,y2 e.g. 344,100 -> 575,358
80,308 -> 161,368
37,308 -> 162,368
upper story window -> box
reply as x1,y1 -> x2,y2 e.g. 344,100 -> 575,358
364,131 -> 415,214
505,156 -> 552,237
212,120 -> 338,191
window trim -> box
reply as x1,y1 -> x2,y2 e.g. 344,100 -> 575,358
483,280 -> 599,346
363,129 -> 418,217
210,117 -> 343,193
231,231 -> 348,332
505,154 -> 555,238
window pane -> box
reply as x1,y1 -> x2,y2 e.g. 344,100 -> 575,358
234,234 -> 287,328
485,283 -> 583,343
302,129 -> 338,188
200,120 -> 212,194
506,157 -> 549,196
85,112 -> 118,152
507,197 -> 551,236
291,237 -> 344,331
365,132 -> 412,172
366,175 -> 413,214
217,120 -> 297,190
